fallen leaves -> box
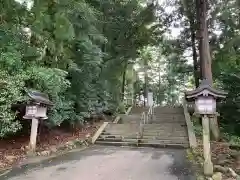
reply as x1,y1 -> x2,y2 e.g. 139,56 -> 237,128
195,138 -> 240,179
0,121 -> 102,170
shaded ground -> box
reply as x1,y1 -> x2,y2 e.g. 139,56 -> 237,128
1,146 -> 195,180
195,139 -> 240,179
0,122 -> 102,170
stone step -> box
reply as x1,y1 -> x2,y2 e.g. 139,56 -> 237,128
143,128 -> 186,132
143,128 -> 186,134
153,115 -> 185,118
103,129 -> 139,134
105,127 -> 139,131
97,137 -> 188,144
102,130 -> 138,133
143,123 -> 186,127
137,142 -> 189,149
141,136 -> 188,141
152,120 -> 185,122
149,122 -> 185,125
153,117 -> 185,121
102,131 -> 187,137
153,116 -> 185,118
153,116 -> 185,119
105,126 -> 139,129
130,107 -> 149,114
95,140 -> 189,149
151,114 -> 184,117
143,130 -> 186,133
154,111 -> 183,114
140,138 -> 188,144
106,123 -> 138,127
142,133 -> 187,138
154,112 -> 183,114
100,132 -> 138,137
107,123 -> 139,126
95,141 -> 139,147
154,107 -> 183,110
97,137 -> 138,142
143,123 -> 186,130
104,125 -> 139,132
152,119 -> 185,122
119,114 -> 141,123
102,133 -> 138,137
102,131 -> 138,134
100,134 -> 138,138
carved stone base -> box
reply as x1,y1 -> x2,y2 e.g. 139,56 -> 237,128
204,160 -> 213,176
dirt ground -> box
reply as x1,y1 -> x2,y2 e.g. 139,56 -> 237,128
0,121 -> 102,170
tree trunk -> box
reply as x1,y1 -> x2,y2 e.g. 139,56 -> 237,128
196,0 -> 203,80
144,58 -> 148,107
198,0 -> 212,82
121,61 -> 128,101
197,0 -> 219,140
158,68 -> 161,105
189,18 -> 199,87
182,0 -> 199,87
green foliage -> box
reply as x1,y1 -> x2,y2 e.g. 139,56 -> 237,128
223,132 -> 240,145
211,0 -> 240,136
0,0 -> 159,137
192,120 -> 202,137
0,71 -> 25,137
27,67 -> 75,126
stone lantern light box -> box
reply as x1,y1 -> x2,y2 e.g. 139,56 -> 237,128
24,90 -> 53,120
185,80 -> 227,116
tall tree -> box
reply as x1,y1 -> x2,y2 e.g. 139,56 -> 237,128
197,0 -> 212,82
196,0 -> 220,140
181,0 -> 199,87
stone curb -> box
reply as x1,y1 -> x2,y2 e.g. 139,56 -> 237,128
182,98 -> 197,148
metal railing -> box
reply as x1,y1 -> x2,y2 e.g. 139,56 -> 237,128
146,105 -> 154,124
138,105 -> 154,138
139,112 -> 146,138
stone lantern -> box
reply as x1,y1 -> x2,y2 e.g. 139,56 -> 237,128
23,90 -> 53,120
23,90 -> 53,152
185,79 -> 227,116
185,79 -> 227,176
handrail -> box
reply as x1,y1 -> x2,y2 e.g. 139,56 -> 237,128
139,112 -> 146,138
146,105 -> 154,124
139,106 -> 154,139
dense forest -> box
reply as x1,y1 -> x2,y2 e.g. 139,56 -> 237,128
0,0 -> 240,140
0,0 -> 161,137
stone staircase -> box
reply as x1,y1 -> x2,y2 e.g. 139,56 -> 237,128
140,124 -> 189,148
95,106 -> 189,148
129,106 -> 149,115
95,123 -> 140,146
151,106 -> 185,123
141,106 -> 189,148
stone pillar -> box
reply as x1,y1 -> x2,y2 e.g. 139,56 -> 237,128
29,118 -> 39,152
202,115 -> 213,176
147,92 -> 153,107
209,115 -> 220,141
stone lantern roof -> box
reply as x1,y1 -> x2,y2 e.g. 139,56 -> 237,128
185,79 -> 227,101
27,90 -> 53,106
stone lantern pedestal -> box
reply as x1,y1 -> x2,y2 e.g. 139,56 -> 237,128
185,79 -> 227,176
23,90 -> 53,152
